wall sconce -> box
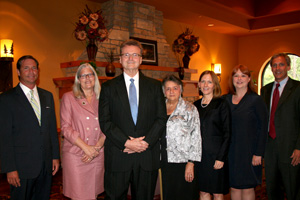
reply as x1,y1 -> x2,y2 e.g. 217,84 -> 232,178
0,39 -> 14,93
0,39 -> 14,60
211,63 -> 221,82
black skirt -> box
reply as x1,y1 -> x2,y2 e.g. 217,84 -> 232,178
161,161 -> 199,200
195,152 -> 229,194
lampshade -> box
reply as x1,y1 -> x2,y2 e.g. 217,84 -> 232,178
213,63 -> 221,75
0,39 -> 14,58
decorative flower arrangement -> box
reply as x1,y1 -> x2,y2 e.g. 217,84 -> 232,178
172,28 -> 200,56
74,5 -> 108,45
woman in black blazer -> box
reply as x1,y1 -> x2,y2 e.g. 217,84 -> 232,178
194,70 -> 231,200
224,65 -> 268,200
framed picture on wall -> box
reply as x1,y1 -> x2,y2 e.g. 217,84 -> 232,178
130,37 -> 158,66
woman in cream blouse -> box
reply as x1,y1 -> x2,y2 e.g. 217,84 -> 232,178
160,74 -> 202,200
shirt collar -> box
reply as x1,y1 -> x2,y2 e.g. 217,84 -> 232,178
274,76 -> 288,87
19,82 -> 38,96
123,72 -> 139,83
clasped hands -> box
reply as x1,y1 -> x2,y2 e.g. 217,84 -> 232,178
82,145 -> 102,163
123,136 -> 149,154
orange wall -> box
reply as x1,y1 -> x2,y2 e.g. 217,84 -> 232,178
163,19 -> 239,94
1,0 -> 300,126
0,0 -> 101,125
238,28 -> 300,91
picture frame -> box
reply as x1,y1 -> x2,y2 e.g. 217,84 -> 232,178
130,37 -> 158,66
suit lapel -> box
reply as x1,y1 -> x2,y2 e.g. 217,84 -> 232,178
38,88 -> 46,126
15,84 -> 40,126
137,73 -> 147,125
265,84 -> 273,111
76,97 -> 97,114
277,79 -> 293,110
116,75 -> 133,122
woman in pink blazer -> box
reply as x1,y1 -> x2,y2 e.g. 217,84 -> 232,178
60,63 -> 105,200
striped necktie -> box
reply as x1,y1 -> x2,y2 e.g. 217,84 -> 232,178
30,90 -> 41,125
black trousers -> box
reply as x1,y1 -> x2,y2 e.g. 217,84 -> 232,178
10,164 -> 52,200
265,137 -> 300,200
104,164 -> 158,200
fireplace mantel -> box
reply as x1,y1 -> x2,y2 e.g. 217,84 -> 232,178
60,60 -> 197,73
53,61 -> 199,100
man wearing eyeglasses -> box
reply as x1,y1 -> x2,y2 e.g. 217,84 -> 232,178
99,39 -> 167,200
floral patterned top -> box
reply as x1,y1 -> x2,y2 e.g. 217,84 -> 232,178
165,97 -> 202,163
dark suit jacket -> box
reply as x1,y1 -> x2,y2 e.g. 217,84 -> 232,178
261,78 -> 300,163
0,84 -> 60,178
194,98 -> 231,161
99,72 -> 167,172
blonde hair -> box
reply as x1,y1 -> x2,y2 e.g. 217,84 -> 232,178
73,63 -> 101,99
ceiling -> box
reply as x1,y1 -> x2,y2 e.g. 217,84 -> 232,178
95,0 -> 300,36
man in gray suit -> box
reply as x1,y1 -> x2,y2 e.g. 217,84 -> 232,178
261,53 -> 300,200
0,55 -> 60,200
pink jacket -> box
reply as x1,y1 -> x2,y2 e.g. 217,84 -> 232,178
60,91 -> 105,155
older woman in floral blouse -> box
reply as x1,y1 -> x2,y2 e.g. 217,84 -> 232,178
160,74 -> 202,200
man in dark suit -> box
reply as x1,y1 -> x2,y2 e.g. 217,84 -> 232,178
99,39 -> 167,200
261,53 -> 300,200
0,55 -> 60,200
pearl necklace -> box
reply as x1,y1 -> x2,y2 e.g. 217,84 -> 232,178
201,98 -> 211,108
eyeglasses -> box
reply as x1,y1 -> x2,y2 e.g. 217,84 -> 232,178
79,73 -> 95,79
121,53 -> 141,58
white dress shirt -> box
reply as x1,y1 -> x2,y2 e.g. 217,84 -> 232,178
123,72 -> 139,105
270,76 -> 288,109
19,82 -> 41,113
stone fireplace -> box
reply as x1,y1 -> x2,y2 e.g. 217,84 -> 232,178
56,0 -> 199,101
76,0 -> 180,78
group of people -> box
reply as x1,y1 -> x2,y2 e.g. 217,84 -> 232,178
0,38 -> 299,200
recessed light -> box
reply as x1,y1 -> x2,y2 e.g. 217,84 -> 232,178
274,28 -> 280,31
208,23 -> 214,27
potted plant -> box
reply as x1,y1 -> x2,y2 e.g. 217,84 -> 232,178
74,5 -> 108,61
172,28 -> 200,68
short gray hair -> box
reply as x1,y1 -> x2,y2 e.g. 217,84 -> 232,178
162,74 -> 183,95
120,39 -> 143,55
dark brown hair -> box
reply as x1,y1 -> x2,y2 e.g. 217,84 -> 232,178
269,53 -> 291,67
17,55 -> 39,71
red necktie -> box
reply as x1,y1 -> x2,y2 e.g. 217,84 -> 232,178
269,83 -> 280,139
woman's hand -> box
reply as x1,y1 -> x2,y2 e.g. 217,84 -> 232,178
185,162 -> 194,182
74,137 -> 99,163
252,155 -> 262,166
213,160 -> 224,170
81,145 -> 99,163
